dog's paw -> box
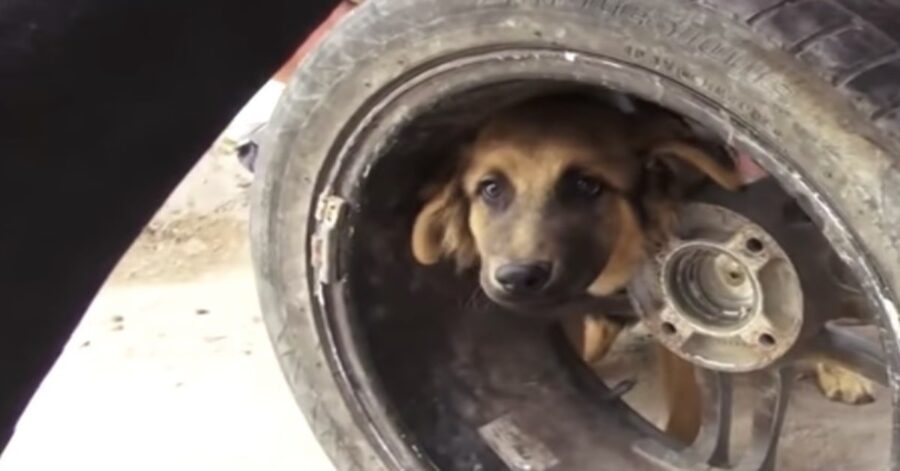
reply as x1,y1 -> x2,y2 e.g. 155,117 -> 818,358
815,362 -> 875,405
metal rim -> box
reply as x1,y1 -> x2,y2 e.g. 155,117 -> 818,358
633,202 -> 805,374
309,46 -> 900,470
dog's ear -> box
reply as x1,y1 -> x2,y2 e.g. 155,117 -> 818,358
588,197 -> 646,296
638,140 -> 741,248
411,179 -> 476,269
643,140 -> 742,192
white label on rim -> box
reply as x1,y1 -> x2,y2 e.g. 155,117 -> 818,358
478,414 -> 560,471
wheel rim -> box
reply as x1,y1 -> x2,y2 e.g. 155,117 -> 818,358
633,201 -> 805,373
308,47 -> 900,470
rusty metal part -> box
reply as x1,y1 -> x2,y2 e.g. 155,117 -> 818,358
631,203 -> 803,372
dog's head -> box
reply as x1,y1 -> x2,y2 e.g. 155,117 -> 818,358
411,97 -> 740,313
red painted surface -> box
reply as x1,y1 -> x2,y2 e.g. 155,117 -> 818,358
272,1 -> 357,83
736,151 -> 768,184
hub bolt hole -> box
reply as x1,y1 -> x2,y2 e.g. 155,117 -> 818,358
662,322 -> 677,335
746,237 -> 764,253
759,333 -> 776,347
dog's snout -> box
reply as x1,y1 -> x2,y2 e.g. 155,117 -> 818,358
494,262 -> 552,294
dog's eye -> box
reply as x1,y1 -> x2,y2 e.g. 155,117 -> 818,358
574,176 -> 603,198
478,179 -> 505,201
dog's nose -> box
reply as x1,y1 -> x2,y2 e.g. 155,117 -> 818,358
495,262 -> 552,294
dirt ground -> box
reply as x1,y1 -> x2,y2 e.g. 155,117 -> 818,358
0,89 -> 893,470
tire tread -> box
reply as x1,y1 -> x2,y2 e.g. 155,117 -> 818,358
710,0 -> 900,139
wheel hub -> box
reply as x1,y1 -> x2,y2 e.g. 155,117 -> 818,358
630,203 -> 804,372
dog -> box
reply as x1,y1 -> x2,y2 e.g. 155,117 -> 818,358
410,95 -> 873,443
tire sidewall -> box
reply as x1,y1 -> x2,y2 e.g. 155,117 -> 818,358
252,1 -> 900,469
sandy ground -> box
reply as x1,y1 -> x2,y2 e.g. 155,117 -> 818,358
0,110 -> 335,470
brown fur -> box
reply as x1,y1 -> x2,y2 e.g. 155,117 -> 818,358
562,315 -> 623,364
411,181 -> 477,269
587,197 -> 645,297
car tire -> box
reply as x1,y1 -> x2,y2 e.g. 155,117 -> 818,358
251,0 -> 900,469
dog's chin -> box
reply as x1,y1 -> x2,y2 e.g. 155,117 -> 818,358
481,287 -> 573,318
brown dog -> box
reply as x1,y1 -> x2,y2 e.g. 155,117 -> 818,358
410,95 -> 872,443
